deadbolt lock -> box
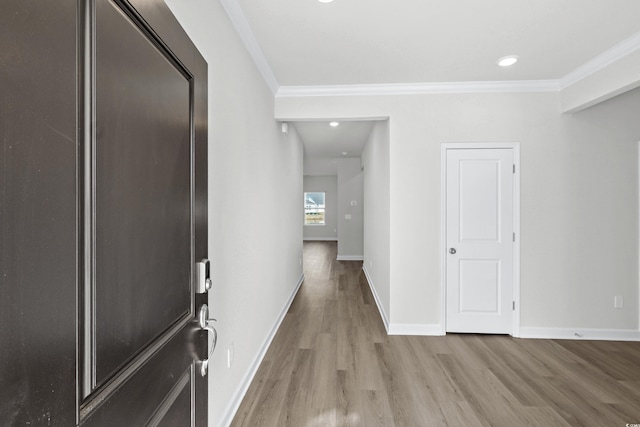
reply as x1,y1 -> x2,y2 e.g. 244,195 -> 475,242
196,258 -> 212,294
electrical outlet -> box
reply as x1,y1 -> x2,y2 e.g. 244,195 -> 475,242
614,295 -> 623,309
227,343 -> 234,368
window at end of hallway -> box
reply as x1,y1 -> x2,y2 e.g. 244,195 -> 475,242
304,192 -> 326,225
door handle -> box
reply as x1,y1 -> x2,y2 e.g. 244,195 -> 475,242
197,304 -> 217,377
449,248 -> 457,254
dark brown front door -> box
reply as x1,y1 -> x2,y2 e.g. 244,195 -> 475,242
1,0 -> 209,425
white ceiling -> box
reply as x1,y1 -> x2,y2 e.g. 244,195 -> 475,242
294,120 -> 376,175
235,0 -> 640,86
228,0 -> 640,173
295,121 -> 375,157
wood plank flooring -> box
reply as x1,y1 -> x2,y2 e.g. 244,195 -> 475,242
231,241 -> 640,426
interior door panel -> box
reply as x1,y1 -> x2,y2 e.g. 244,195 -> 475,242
446,148 -> 514,334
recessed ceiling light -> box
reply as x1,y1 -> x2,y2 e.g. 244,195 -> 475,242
329,121 -> 340,127
318,0 -> 334,3
497,55 -> 519,67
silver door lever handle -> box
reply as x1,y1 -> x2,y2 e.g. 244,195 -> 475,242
197,304 -> 217,377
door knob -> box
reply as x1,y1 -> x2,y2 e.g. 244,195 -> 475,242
449,248 -> 456,254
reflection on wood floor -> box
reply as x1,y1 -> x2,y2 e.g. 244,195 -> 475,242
231,241 -> 640,426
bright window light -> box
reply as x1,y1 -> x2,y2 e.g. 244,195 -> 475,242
304,192 -> 326,225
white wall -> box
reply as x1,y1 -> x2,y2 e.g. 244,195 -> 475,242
276,88 -> 640,337
362,121 -> 391,325
304,156 -> 338,176
165,2 -> 304,426
303,175 -> 338,240
336,158 -> 364,259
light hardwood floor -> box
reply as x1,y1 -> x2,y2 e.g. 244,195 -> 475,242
231,241 -> 640,426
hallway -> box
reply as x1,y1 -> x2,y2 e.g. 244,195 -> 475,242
231,242 -> 640,426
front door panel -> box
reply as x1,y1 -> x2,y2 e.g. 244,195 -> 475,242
1,0 -> 208,425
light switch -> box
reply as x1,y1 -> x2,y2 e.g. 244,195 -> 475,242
345,214 -> 352,220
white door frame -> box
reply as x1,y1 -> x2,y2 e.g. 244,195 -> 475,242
440,142 -> 521,337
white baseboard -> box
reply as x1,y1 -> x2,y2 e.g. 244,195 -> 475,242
362,266 -> 444,336
388,323 -> 445,336
303,237 -> 337,241
337,255 -> 364,261
218,273 -> 305,427
519,327 -> 640,341
362,266 -> 390,332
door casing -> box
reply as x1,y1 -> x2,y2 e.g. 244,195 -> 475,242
440,142 -> 521,337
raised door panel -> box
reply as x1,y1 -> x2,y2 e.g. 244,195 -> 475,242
94,0 -> 192,386
458,160 -> 501,242
458,259 -> 501,313
81,328 -> 195,426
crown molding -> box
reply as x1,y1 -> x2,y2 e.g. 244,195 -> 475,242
277,80 -> 560,98
560,30 -> 640,90
219,0 -> 279,95
221,0 -> 639,100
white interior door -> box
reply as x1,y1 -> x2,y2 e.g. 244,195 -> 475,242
446,148 -> 514,334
